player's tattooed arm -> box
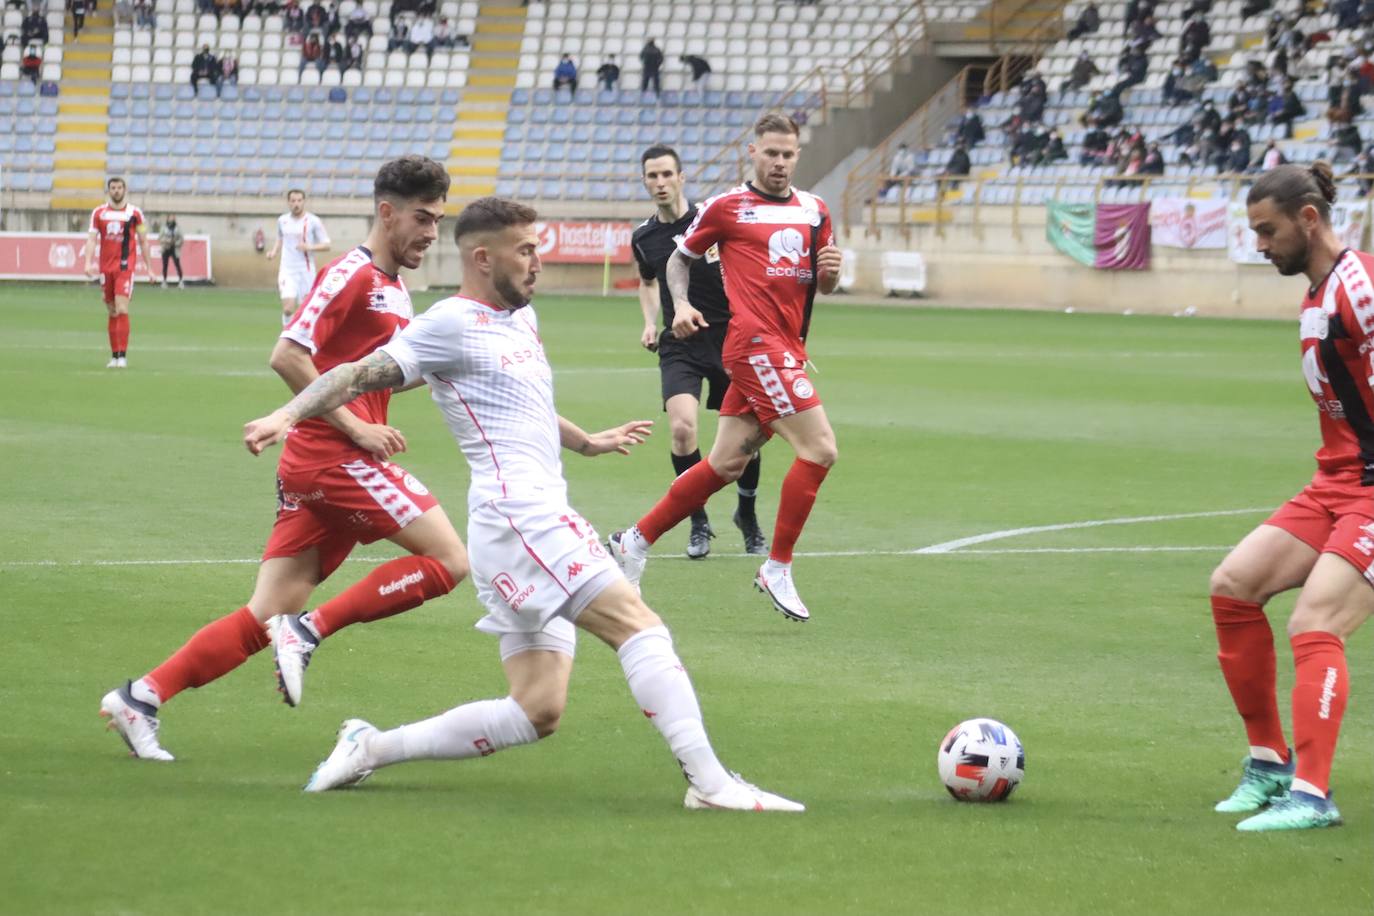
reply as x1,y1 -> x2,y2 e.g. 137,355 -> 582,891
666,251 -> 708,338
245,349 -> 406,455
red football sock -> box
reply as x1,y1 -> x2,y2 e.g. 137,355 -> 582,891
308,555 -> 456,639
116,314 -> 130,352
635,458 -> 729,544
1211,595 -> 1288,760
144,607 -> 270,703
1290,631 -> 1348,795
770,458 -> 830,564
107,315 -> 118,354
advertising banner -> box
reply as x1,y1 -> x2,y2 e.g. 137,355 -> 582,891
0,231 -> 213,280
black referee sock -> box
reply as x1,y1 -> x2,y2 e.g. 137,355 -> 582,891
672,450 -> 709,527
736,453 -> 761,521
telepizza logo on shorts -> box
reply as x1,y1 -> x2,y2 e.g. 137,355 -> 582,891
493,572 -> 535,612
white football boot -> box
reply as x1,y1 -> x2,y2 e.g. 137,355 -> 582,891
754,563 -> 810,622
607,528 -> 648,590
115,357 -> 127,368
269,614 -> 319,707
99,682 -> 174,761
106,357 -> 121,369
684,773 -> 805,812
304,719 -> 377,792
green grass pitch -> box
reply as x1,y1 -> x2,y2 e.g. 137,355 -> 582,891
0,282 -> 1369,915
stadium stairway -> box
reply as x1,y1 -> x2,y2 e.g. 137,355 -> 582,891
445,2 -> 526,207
52,7 -> 114,210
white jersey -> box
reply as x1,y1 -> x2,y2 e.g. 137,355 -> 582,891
277,211 -> 329,276
380,296 -> 566,510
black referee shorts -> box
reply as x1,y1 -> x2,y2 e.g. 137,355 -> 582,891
658,336 -> 731,411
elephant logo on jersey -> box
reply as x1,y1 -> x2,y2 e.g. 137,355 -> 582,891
767,228 -> 810,265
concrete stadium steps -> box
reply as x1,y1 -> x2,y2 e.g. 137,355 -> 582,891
444,3 -> 526,205
52,8 -> 116,210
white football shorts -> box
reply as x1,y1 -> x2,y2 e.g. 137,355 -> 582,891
468,497 -> 621,659
278,267 -> 316,302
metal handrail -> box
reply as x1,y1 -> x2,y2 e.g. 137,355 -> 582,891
691,1 -> 933,197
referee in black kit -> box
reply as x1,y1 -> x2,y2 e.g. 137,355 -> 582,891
630,145 -> 767,559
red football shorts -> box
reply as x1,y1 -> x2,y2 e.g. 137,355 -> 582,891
720,351 -> 823,428
1265,471 -> 1374,582
263,458 -> 440,580
102,270 -> 135,305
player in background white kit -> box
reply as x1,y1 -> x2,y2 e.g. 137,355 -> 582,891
244,197 -> 803,811
266,188 -> 331,325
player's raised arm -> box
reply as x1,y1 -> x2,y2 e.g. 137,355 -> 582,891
666,250 -> 707,339
558,416 -> 653,456
246,349 -> 406,455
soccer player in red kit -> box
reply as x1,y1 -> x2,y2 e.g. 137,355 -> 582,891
99,157 -> 470,761
608,113 -> 842,622
84,177 -> 152,368
1210,162 -> 1369,831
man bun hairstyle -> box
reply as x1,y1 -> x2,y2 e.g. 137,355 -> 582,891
1246,161 -> 1336,222
754,111 -> 800,138
374,155 -> 451,204
453,196 -> 539,245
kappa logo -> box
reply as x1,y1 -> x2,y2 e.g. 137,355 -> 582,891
566,561 -> 585,581
767,227 -> 809,265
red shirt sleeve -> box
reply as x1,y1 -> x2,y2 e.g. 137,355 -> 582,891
677,193 -> 732,260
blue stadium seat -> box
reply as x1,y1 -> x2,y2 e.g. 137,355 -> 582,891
38,97 -> 57,117
384,139 -> 408,157
220,85 -> 239,102
573,88 -> 594,106
343,139 -> 368,159
681,109 -> 701,126
111,84 -> 129,100
616,89 -> 638,105
593,107 -> 613,125
262,120 -> 283,139
0,82 -> 14,98
9,171 -> 32,191
308,87 -> 330,104
517,179 -> 538,198
545,143 -> 566,161
15,97 -> 35,115
522,143 -> 544,160
440,88 -> 460,106
353,87 -> 372,104
637,108 -> 656,126
725,110 -> 746,128
703,110 -> 724,127
613,182 -> 636,201
702,91 -> 722,107
550,106 -> 570,125
260,138 -> 284,157
616,108 -> 636,126
429,121 -> 449,141
217,120 -> 238,138
589,142 -> 610,161
525,123 -> 547,142
286,87 -> 306,104
591,125 -> 613,144
541,179 -> 562,198
282,120 -> 305,140
588,180 -> 610,199
595,89 -> 616,106
532,88 -> 554,105
572,106 -> 593,125
106,136 -> 127,156
508,108 -> 526,124
510,88 -> 530,106
428,141 -> 448,159
108,118 -> 130,136
661,90 -> 680,106
373,88 -> 393,105
659,108 -> 681,126
197,85 -> 218,101
745,91 -> 767,109
348,121 -> 369,141
349,104 -> 369,121
352,178 -> 372,197
548,124 -> 569,142
634,125 -> 655,144
562,179 -> 586,198
529,107 -> 550,124
394,106 -> 414,123
325,122 -> 347,141
243,86 -> 262,102
234,138 -> 257,156
151,120 -> 172,137
680,90 -> 701,107
571,124 -> 590,143
17,81 -> 36,98
195,120 -> 215,138
368,123 -> 389,141
128,135 -> 150,155
397,87 -> 418,105
193,138 -> 216,157
417,88 -> 437,106
240,121 -> 261,138
725,91 -> 745,108
495,178 -> 516,196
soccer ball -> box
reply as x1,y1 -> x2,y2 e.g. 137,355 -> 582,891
937,718 -> 1024,802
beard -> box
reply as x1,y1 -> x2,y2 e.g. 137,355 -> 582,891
494,271 -> 531,310
1271,235 -> 1310,276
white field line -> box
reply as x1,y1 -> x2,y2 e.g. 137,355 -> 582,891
0,508 -> 1264,569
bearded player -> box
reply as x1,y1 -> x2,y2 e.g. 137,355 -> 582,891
84,177 -> 152,368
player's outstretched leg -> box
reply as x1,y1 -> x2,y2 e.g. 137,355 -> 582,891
586,579 -> 804,812
273,508 -> 466,707
99,681 -> 174,761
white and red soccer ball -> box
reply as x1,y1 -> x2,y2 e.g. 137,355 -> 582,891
937,718 -> 1024,802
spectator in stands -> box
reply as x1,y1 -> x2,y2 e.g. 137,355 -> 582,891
1241,0 -> 1272,18
1333,120 -> 1364,161
344,2 -> 372,39
1017,125 -> 1051,166
328,35 -> 344,69
1180,13 -> 1210,61
191,44 -> 222,94
196,0 -> 215,13
1113,46 -> 1149,96
880,141 -> 918,198
1128,14 -> 1160,51
553,53 -> 578,93
345,35 -> 364,71
159,215 -> 184,289
1067,0 -> 1099,40
681,54 -> 711,89
1269,79 -> 1304,135
1083,89 -> 1124,129
941,142 -> 970,189
1213,118 -> 1250,169
1260,139 -> 1286,170
20,7 -> 46,45
1041,130 -> 1068,164
1329,72 -> 1364,121
326,0 -> 343,35
1348,145 -> 1374,193
1188,53 -> 1218,84
408,13 -> 434,58
596,55 -> 620,90
299,31 -> 323,74
1163,58 -> 1193,105
433,16 -> 454,49
1196,98 -> 1221,133
305,0 -> 327,32
1064,51 -> 1099,92
1080,123 -> 1109,164
1141,141 -> 1165,174
134,0 -> 156,30
1337,0 -> 1361,29
640,38 -> 663,94
1223,137 -> 1252,172
386,17 -> 408,52
20,43 -> 40,83
284,0 -> 305,33
222,52 -> 238,83
956,105 -> 984,148
70,0 -> 87,37
1018,77 -> 1046,123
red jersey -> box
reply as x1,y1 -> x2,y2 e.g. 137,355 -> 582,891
278,246 -> 413,473
677,182 -> 836,365
1300,248 -> 1374,481
88,203 -> 145,273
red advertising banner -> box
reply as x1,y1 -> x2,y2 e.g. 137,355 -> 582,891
0,232 -> 213,281
533,221 -> 635,264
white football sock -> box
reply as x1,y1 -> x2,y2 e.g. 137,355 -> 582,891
617,625 -> 730,795
1291,777 -> 1324,798
366,696 -> 538,769
130,678 -> 161,708
1249,745 -> 1286,765
627,526 -> 651,555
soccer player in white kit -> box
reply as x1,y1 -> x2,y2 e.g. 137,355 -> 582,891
266,188 -> 331,325
244,197 -> 803,811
